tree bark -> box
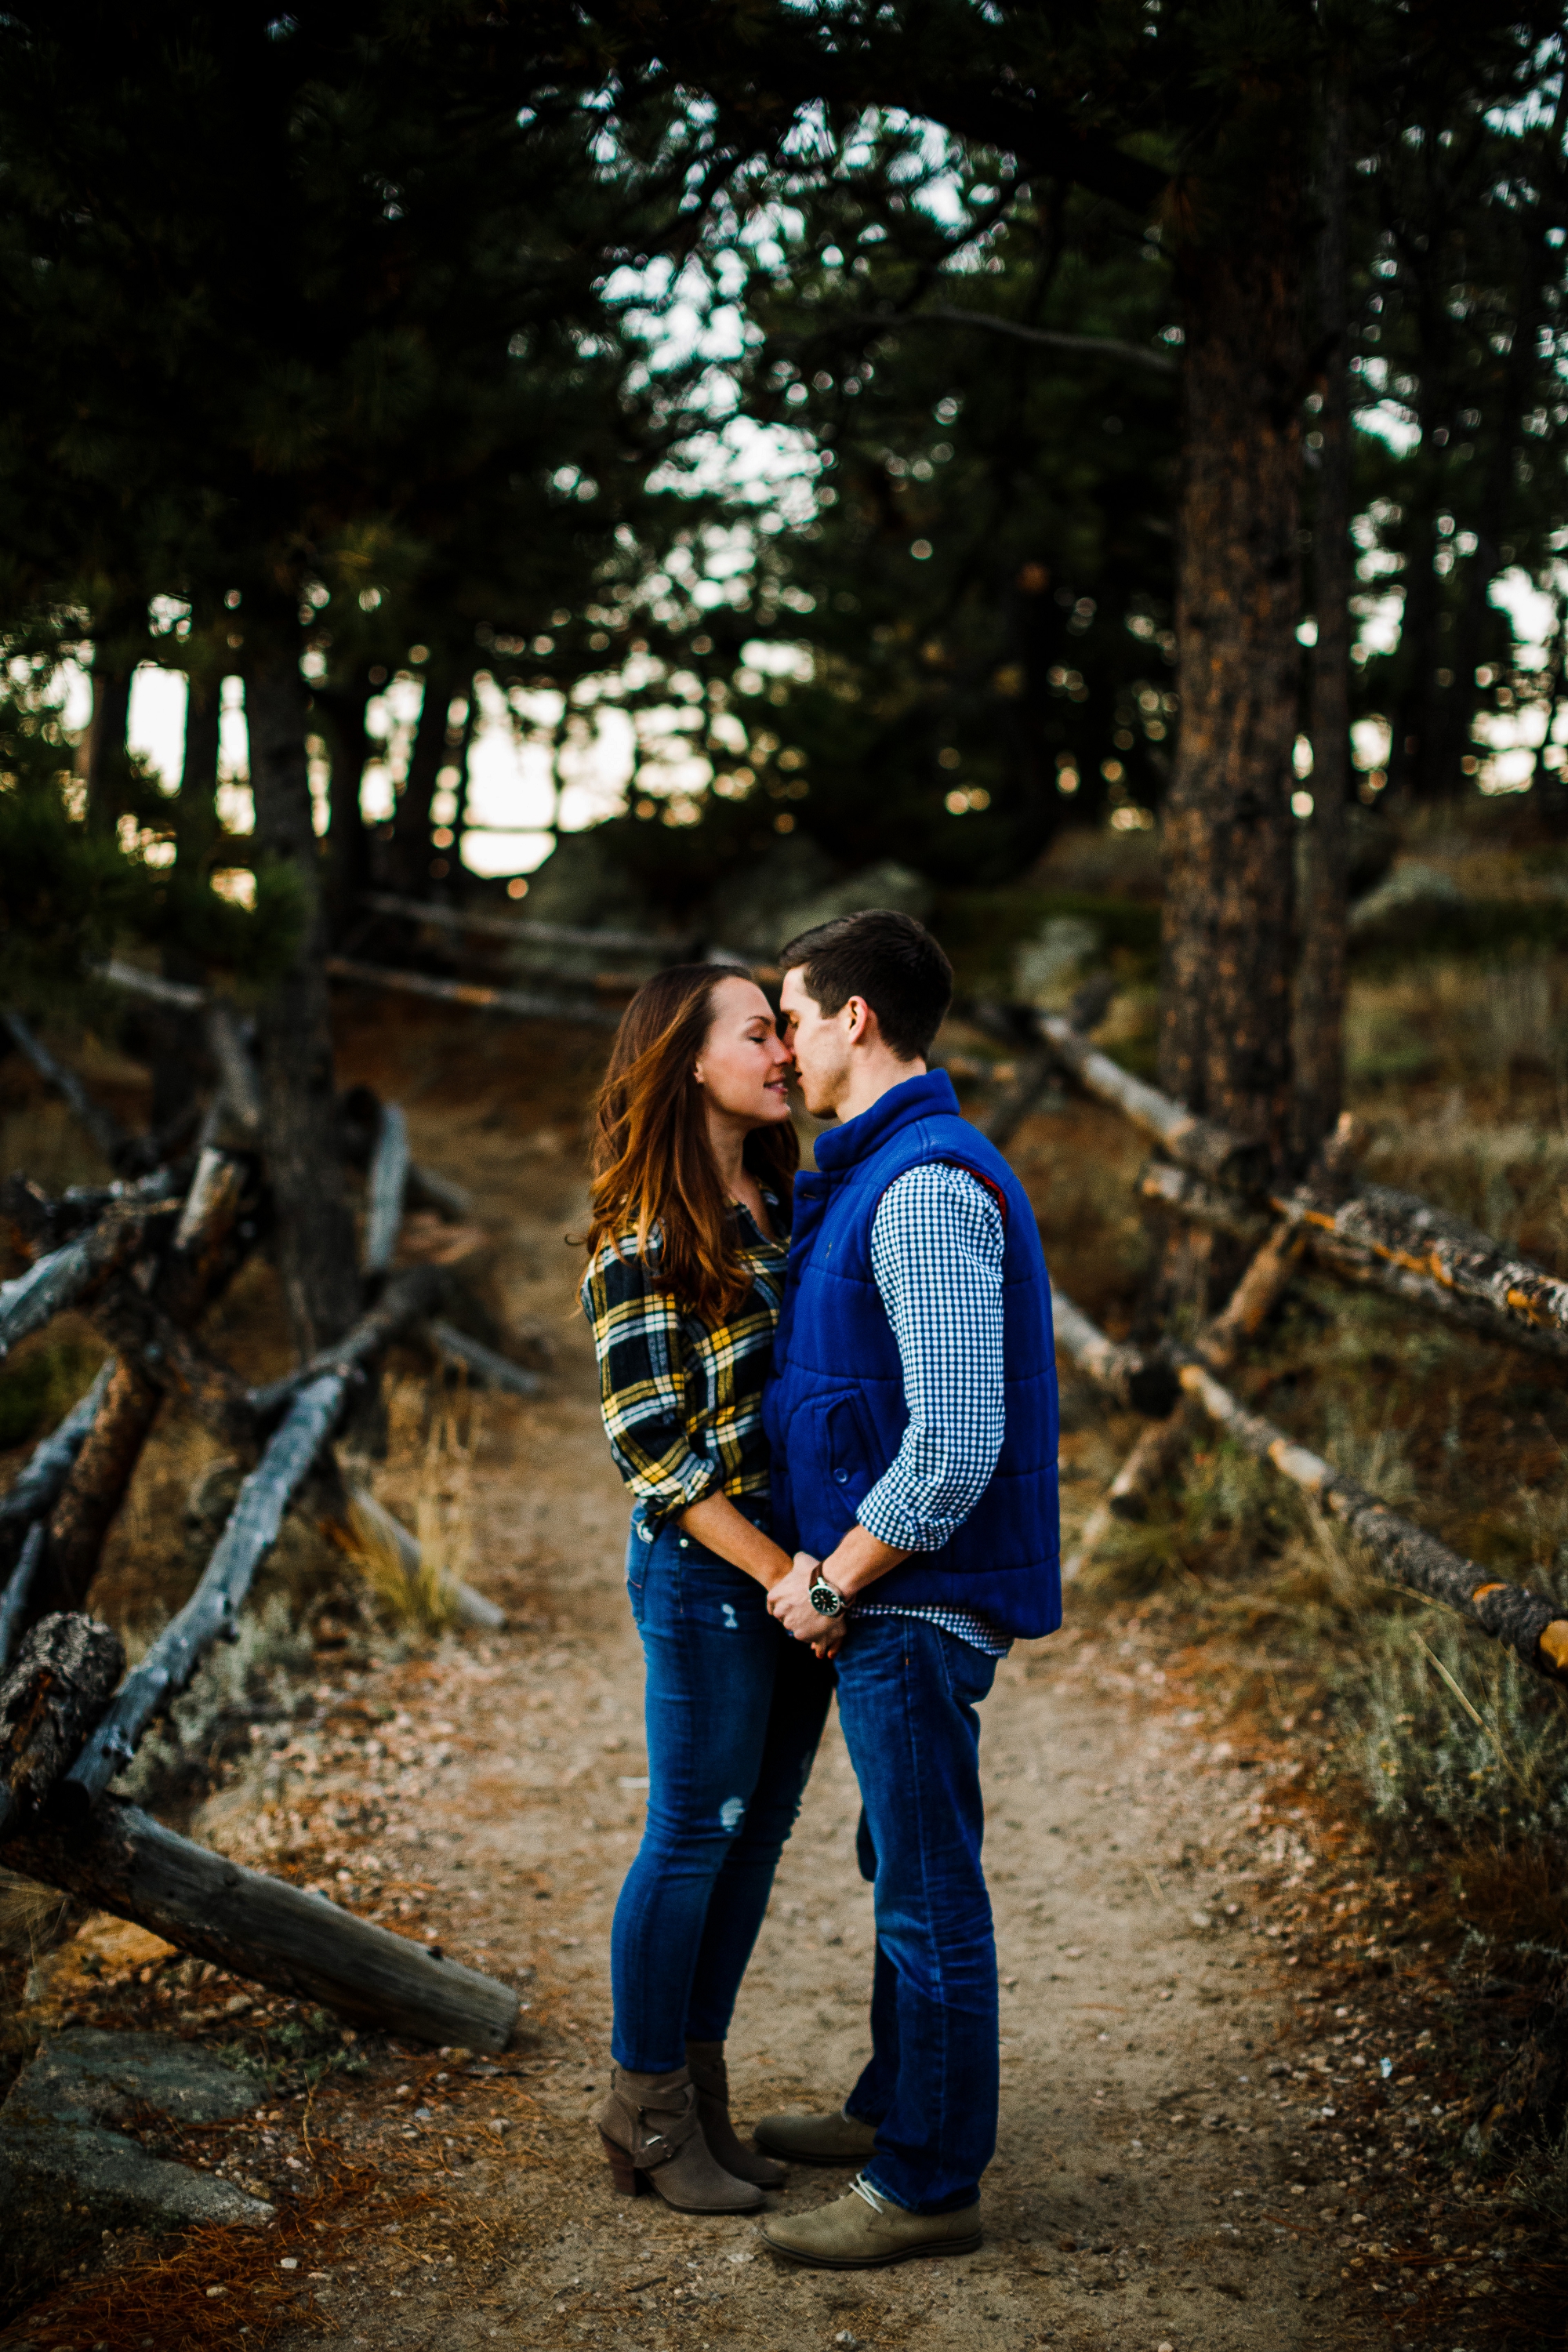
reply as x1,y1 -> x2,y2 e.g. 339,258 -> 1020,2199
38,1357 -> 162,1616
1159,185 -> 1305,1167
0,1612 -> 125,1839
245,629 -> 361,1356
390,662 -> 459,896
316,662 -> 377,944
1294,82 -> 1352,1161
84,606 -> 140,829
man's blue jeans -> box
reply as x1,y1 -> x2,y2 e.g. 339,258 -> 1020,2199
834,1616 -> 999,2213
610,1504 -> 834,2072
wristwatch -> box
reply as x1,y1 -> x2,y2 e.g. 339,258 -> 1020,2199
808,1571 -> 847,1619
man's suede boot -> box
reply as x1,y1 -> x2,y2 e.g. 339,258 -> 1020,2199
685,2042 -> 786,2188
591,2064 -> 764,2212
760,2173 -> 982,2267
753,2103 -> 880,2166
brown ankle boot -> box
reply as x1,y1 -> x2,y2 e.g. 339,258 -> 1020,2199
590,2064 -> 764,2212
685,2041 -> 787,2189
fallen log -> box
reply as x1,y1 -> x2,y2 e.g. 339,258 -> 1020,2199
1140,1160 -> 1568,1364
428,1319 -> 542,1399
364,1102 -> 410,1276
0,1612 -> 125,1839
205,1000 -> 263,1139
1035,1013 -> 1269,1189
247,1264 -> 449,1423
1173,1356 -> 1568,1686
325,953 -> 619,1029
60,1374 -> 347,1814
359,888 -> 695,959
100,956 -> 205,1011
0,1525 -> 45,1674
1048,1285 -> 1178,1417
2,1011 -> 129,1167
1,1795 -> 520,2049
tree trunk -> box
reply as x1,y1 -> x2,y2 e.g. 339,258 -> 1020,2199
317,663 -> 377,945
1293,84 -> 1352,1162
390,663 -> 459,896
84,604 -> 140,829
245,628 -> 361,1356
1159,189 -> 1305,1167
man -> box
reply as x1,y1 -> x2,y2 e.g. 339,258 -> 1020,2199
756,907 -> 1061,2268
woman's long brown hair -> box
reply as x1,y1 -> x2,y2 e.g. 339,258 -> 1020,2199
583,964 -> 800,1323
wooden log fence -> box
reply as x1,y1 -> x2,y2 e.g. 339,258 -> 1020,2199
1023,1007 -> 1568,1694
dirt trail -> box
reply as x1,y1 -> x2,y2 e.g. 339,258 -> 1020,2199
10,1014 -> 1375,2349
236,1064 -> 1354,2352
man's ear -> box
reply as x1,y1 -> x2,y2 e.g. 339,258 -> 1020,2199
844,995 -> 877,1047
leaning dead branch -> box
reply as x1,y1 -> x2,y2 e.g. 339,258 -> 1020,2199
1173,1356 -> 1568,1688
247,1263 -> 449,1422
0,1526 -> 45,1674
1049,1286 -> 1178,1417
0,1359 -> 114,1546
363,1101 -> 410,1276
2,1010 -> 129,1167
1,1791 -> 520,2049
61,1374 -> 348,1813
428,1319 -> 542,1399
1034,1012 -> 1269,1189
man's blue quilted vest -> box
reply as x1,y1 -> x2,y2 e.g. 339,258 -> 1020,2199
764,1069 -> 1062,1641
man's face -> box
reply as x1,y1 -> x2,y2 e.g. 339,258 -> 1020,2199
779,966 -> 857,1119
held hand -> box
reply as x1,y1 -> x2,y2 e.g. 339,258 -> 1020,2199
768,1552 -> 840,1644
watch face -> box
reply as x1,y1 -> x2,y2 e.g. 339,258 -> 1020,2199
810,1578 -> 842,1617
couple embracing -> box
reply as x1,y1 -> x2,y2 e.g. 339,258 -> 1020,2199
579,910 -> 1061,2269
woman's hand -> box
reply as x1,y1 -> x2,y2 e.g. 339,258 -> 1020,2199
768,1551 -> 843,1653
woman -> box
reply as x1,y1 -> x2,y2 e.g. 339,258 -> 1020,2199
579,964 -> 834,2215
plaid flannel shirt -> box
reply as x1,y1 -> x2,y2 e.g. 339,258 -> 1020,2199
581,1195 -> 787,1527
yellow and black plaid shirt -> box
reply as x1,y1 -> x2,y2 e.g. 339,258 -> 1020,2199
580,1192 -> 788,1526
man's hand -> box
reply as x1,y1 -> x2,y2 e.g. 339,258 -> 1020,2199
768,1551 -> 842,1651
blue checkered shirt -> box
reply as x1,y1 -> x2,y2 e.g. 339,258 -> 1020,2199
851,1160 -> 1011,1658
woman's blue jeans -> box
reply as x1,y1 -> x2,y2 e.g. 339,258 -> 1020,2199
609,1503 -> 834,2072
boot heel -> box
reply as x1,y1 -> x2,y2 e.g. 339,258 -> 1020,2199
599,2131 -> 644,2197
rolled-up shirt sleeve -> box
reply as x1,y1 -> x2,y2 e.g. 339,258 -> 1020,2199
857,1162 -> 1006,1552
582,1242 -> 720,1519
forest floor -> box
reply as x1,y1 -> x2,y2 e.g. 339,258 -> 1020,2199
0,993 -> 1559,2352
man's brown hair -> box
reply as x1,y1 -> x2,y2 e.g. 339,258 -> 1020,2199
779,907 -> 953,1063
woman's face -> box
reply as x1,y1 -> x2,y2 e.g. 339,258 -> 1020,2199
694,975 -> 794,1131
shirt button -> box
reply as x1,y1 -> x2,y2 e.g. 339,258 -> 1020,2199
833,1468 -> 848,1485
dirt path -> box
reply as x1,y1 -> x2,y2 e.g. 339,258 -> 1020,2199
9,1018 -> 1380,2349
231,1105 -> 1358,2352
